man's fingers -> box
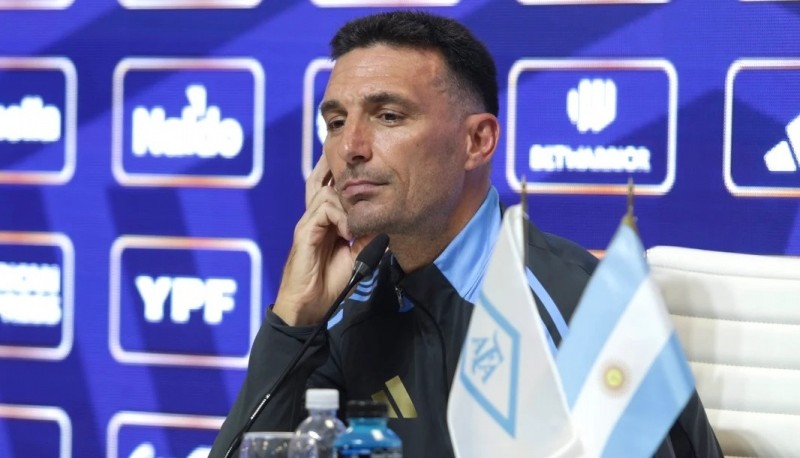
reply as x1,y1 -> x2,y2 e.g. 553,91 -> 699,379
300,186 -> 352,242
314,202 -> 352,242
306,155 -> 333,208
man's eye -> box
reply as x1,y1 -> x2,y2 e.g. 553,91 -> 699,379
379,112 -> 401,123
327,119 -> 344,131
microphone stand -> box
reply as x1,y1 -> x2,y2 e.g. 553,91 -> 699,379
222,234 -> 389,458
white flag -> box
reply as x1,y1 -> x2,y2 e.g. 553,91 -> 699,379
447,205 -> 580,458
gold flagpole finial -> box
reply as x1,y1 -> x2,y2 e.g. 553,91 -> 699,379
623,177 -> 639,233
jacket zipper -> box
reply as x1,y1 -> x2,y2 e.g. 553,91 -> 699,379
403,288 -> 450,399
395,286 -> 403,309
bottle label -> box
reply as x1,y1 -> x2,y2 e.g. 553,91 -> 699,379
336,448 -> 401,458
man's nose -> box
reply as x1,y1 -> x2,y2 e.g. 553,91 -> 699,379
339,118 -> 372,164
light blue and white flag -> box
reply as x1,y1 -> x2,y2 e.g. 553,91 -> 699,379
556,222 -> 694,457
448,205 -> 581,458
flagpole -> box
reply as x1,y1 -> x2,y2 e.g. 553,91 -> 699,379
521,176 -> 529,266
623,177 -> 639,233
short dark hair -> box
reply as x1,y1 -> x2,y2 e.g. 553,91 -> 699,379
330,11 -> 499,116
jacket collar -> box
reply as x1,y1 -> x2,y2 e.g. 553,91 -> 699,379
433,186 -> 501,303
391,186 -> 501,304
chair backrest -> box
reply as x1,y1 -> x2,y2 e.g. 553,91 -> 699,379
647,246 -> 800,457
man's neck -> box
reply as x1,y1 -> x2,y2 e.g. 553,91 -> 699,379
390,181 -> 491,273
389,232 -> 452,274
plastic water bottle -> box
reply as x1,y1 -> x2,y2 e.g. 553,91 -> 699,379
290,388 -> 346,458
334,400 -> 402,457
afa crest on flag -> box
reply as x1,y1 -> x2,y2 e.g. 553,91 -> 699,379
448,201 -> 696,457
447,205 -> 581,458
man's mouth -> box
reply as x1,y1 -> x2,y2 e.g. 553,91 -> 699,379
341,180 -> 382,200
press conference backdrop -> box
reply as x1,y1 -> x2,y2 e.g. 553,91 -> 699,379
0,0 -> 798,456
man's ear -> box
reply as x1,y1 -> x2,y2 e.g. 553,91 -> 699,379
464,113 -> 500,171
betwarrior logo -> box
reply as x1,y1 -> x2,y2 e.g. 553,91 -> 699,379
529,78 -> 651,174
568,78 -> 617,134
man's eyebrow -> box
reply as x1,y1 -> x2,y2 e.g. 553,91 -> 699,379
319,92 -> 419,115
319,99 -> 343,115
363,91 -> 416,109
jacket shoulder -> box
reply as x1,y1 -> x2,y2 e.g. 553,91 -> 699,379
537,229 -> 598,277
525,221 -> 598,323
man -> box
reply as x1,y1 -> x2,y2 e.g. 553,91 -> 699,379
211,11 -> 721,458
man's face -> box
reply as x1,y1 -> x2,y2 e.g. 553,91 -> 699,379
320,44 -> 469,238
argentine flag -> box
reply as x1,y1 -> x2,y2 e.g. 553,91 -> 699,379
556,222 -> 694,457
447,205 -> 581,458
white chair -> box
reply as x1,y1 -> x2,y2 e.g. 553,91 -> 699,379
647,246 -> 800,458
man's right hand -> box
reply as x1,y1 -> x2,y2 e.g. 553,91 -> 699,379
272,156 -> 360,326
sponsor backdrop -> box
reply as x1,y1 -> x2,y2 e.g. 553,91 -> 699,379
0,0 -> 798,457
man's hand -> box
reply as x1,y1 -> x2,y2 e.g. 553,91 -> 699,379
272,156 -> 366,326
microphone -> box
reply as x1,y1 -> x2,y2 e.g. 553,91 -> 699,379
222,234 -> 390,458
349,233 -> 390,288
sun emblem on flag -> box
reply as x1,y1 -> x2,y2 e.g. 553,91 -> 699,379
602,363 -> 627,394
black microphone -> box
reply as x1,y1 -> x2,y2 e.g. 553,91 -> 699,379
348,233 -> 390,288
222,233 -> 390,458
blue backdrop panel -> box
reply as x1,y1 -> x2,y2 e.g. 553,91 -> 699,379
0,0 -> 798,457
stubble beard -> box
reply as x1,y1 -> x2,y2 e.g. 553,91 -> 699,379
344,202 -> 395,239
343,190 -> 451,242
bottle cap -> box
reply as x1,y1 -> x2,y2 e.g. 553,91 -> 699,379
305,388 -> 339,410
346,399 -> 388,418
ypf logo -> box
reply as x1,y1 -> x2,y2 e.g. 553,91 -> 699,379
107,412 -> 222,458
109,236 -> 261,367
724,60 -> 800,197
0,232 -> 74,361
113,58 -> 264,188
136,276 -> 237,325
506,59 -> 676,196
0,57 -> 76,185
